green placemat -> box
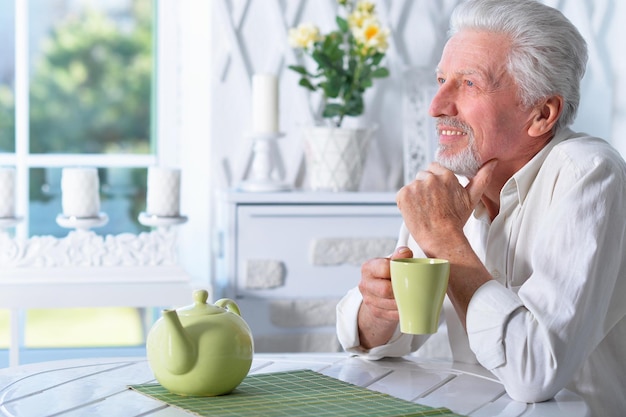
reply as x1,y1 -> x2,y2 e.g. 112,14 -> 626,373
130,369 -> 466,417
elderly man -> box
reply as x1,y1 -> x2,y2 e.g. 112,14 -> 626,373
336,0 -> 626,415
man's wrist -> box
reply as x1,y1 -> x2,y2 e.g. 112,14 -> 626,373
357,303 -> 397,349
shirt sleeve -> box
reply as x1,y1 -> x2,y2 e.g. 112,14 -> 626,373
336,287 -> 423,359
466,281 -> 524,369
465,140 -> 626,403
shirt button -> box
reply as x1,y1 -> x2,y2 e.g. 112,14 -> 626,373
491,269 -> 502,279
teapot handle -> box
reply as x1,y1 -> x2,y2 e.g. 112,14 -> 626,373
214,298 -> 242,316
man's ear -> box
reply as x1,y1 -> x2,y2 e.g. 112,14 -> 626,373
528,95 -> 563,137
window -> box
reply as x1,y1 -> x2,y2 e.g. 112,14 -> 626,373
0,1 -> 15,154
0,0 -> 213,367
0,0 -> 162,365
1,0 -> 155,238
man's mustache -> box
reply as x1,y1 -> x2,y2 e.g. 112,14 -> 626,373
435,117 -> 473,135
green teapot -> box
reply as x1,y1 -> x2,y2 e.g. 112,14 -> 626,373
146,289 -> 254,396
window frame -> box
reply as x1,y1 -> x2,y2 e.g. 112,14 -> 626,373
1,0 -> 163,238
0,0 -> 215,367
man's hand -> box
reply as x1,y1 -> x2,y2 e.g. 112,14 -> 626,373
396,161 -> 497,257
357,246 -> 413,349
395,160 -> 498,327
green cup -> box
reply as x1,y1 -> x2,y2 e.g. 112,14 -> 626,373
390,258 -> 450,334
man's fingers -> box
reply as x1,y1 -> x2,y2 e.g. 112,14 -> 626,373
390,246 -> 413,260
466,159 -> 498,207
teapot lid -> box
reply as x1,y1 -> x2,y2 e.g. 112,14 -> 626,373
176,289 -> 224,316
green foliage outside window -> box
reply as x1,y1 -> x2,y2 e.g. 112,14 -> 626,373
0,85 -> 13,152
29,0 -> 152,155
0,1 -> 152,154
0,0 -> 153,208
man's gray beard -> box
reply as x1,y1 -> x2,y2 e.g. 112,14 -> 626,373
435,139 -> 481,178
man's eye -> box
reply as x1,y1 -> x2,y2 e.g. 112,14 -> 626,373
465,80 -> 474,87
437,77 -> 446,85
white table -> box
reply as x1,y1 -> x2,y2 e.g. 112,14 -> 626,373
0,353 -> 588,417
0,267 -> 191,367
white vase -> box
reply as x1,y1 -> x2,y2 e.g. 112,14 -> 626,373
302,126 -> 374,192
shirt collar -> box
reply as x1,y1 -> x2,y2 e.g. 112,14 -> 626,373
473,128 -> 573,218
507,128 -> 572,204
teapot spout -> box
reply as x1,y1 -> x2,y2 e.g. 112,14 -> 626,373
161,309 -> 197,375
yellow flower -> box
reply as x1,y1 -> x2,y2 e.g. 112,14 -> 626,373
348,11 -> 367,29
348,1 -> 376,29
288,23 -> 323,50
287,0 -> 390,126
355,1 -> 375,15
351,18 -> 389,54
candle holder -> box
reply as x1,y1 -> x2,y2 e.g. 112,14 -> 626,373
138,212 -> 188,228
0,216 -> 23,230
56,213 -> 109,230
239,132 -> 291,192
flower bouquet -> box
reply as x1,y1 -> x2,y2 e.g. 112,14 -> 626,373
288,0 -> 390,128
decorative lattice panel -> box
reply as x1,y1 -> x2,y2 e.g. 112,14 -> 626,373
212,0 -> 620,191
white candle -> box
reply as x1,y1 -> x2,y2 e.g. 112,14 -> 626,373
61,167 -> 100,218
0,167 -> 16,218
147,167 -> 181,217
252,74 -> 279,134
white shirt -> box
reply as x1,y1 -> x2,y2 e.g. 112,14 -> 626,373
336,128 -> 626,416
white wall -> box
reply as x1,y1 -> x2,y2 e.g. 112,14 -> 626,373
208,0 -> 626,194
176,0 -> 626,286
605,0 -> 626,157
167,1 -> 213,289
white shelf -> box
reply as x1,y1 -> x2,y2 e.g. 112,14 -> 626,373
0,269 -> 193,367
221,190 -> 398,205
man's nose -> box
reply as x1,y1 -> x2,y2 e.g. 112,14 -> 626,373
429,85 -> 457,117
